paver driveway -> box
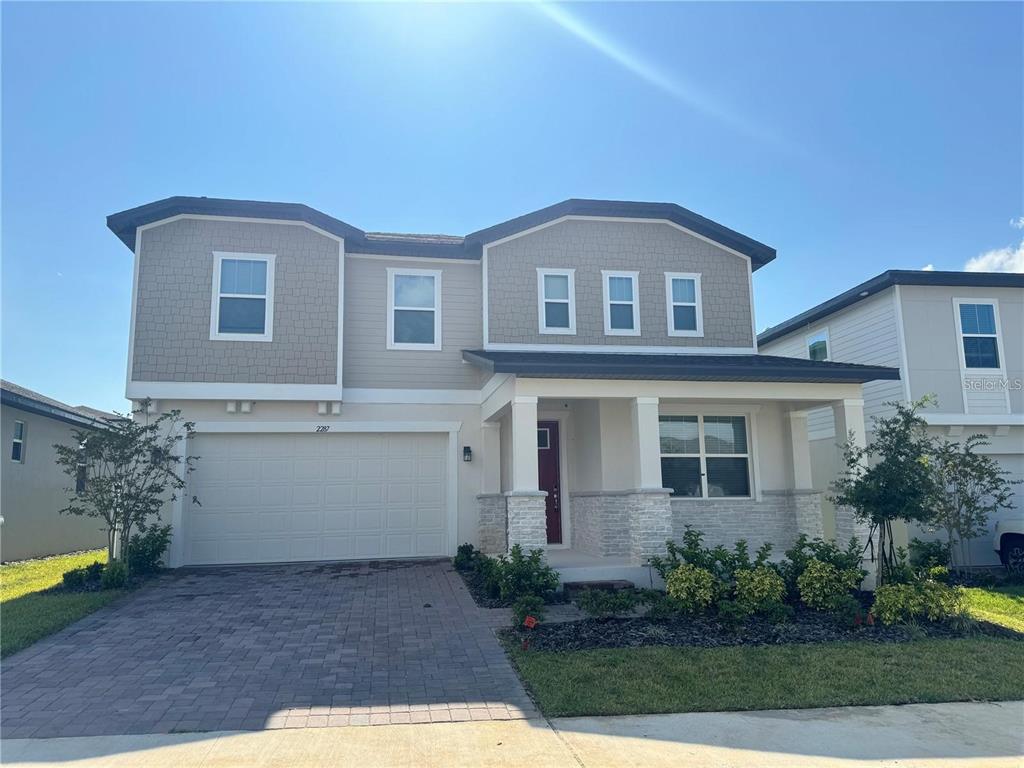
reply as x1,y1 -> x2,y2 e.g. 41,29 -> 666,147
0,560 -> 536,739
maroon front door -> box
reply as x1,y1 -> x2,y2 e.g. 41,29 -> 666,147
537,421 -> 562,544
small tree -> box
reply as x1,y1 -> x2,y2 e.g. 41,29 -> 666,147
928,434 -> 1017,572
54,400 -> 199,563
829,397 -> 939,585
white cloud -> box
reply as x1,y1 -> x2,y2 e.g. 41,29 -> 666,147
1010,216 -> 1024,230
964,239 -> 1024,273
921,264 -> 935,271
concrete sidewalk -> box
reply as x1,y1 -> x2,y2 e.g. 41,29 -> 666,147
3,701 -> 1022,767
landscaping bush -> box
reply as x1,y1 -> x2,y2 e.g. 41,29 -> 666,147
665,564 -> 717,614
734,566 -> 786,614
101,560 -> 128,590
125,524 -> 171,575
910,537 -> 950,569
497,545 -> 559,603
716,599 -> 752,629
511,595 -> 546,627
797,559 -> 861,611
453,543 -> 477,571
650,527 -> 771,584
575,588 -> 640,619
779,535 -> 864,598
85,561 -> 104,581
928,565 -> 951,584
641,590 -> 684,620
873,581 -> 965,625
62,567 -> 88,589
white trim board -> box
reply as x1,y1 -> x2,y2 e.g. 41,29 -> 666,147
347,252 -> 479,266
482,342 -> 758,355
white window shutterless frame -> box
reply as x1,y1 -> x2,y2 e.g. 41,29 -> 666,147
210,252 -> 276,342
602,270 -> 640,336
537,268 -> 576,334
954,301 -> 1003,370
387,268 -> 442,350
665,273 -> 703,337
11,420 -> 26,463
658,414 -> 752,498
806,328 -> 830,362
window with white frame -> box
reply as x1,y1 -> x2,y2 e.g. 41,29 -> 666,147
665,273 -> 703,336
537,269 -> 576,334
806,329 -> 829,362
210,252 -> 275,341
387,268 -> 441,350
957,302 -> 1001,369
602,270 -> 640,335
659,415 -> 751,498
11,420 -> 25,463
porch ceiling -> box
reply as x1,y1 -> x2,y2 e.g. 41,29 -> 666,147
464,350 -> 900,384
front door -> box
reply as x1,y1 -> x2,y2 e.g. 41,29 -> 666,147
537,421 -> 562,544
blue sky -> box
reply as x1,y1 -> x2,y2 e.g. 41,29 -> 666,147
2,2 -> 1021,412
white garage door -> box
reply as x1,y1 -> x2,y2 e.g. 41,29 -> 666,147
184,432 -> 448,565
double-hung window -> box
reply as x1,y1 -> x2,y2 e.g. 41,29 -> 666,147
537,269 -> 576,334
659,415 -> 751,498
11,420 -> 25,463
602,270 -> 640,336
665,273 -> 703,336
387,268 -> 441,350
806,329 -> 829,361
210,252 -> 275,341
956,301 -> 1001,369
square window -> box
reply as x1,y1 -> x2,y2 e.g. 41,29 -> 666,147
673,305 -> 697,332
608,276 -> 633,302
661,457 -> 702,497
659,415 -> 700,454
393,309 -> 435,344
609,303 -> 634,330
218,297 -> 267,334
544,302 -> 570,329
394,275 -> 436,309
543,274 -> 569,300
706,457 -> 751,497
660,415 -> 751,498
671,278 -> 696,304
963,336 -> 999,368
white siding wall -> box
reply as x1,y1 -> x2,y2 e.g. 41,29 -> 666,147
762,289 -> 903,439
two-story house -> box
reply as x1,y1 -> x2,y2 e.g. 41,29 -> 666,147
107,197 -> 898,580
759,270 -> 1024,567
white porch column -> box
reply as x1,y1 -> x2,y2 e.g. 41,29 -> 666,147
788,411 -> 813,490
832,398 -> 867,455
480,421 -> 501,495
631,396 -> 663,490
510,396 -> 539,492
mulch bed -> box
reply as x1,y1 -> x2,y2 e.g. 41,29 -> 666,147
503,606 -> 1023,652
455,566 -> 509,609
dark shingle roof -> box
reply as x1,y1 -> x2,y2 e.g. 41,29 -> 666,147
0,380 -> 118,428
462,350 -> 899,384
758,270 -> 1024,346
107,196 -> 775,266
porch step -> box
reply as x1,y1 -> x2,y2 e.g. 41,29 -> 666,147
562,579 -> 635,599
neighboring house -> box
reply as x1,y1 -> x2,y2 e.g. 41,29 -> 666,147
759,270 -> 1024,567
0,381 -> 114,562
106,196 -> 898,580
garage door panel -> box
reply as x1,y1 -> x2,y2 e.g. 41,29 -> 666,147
186,432 -> 448,566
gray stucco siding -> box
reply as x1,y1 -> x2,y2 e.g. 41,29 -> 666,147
342,256 -> 484,389
486,219 -> 753,348
132,219 -> 339,384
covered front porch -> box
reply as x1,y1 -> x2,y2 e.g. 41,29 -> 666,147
468,352 -> 893,583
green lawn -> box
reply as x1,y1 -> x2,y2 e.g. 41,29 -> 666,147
964,585 -> 1024,633
1,549 -> 123,658
509,638 -> 1024,717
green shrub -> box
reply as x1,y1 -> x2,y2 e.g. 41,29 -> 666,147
62,567 -> 88,589
453,543 -> 477,571
909,537 -> 950,569
650,527 -> 771,583
475,554 -> 503,599
760,601 -> 794,624
830,594 -> 864,627
126,525 -> 172,575
716,599 -> 752,629
496,545 -> 559,602
928,565 -> 951,584
734,566 -> 786,614
511,595 -> 546,627
85,561 -> 104,581
101,560 -> 129,590
641,590 -> 683,620
797,559 -> 862,611
665,564 -> 717,614
779,535 -> 864,598
873,581 -> 965,625
575,589 -> 639,619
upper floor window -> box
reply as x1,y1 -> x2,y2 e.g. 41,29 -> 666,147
665,273 -> 703,337
806,329 -> 830,361
602,270 -> 640,336
537,269 -> 576,335
659,414 -> 751,498
387,268 -> 441,350
11,420 -> 25,463
210,252 -> 275,342
957,301 -> 1001,369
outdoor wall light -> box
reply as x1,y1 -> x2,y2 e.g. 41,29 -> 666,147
463,446 -> 473,462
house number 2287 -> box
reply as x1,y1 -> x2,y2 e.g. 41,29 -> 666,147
315,425 -> 330,433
